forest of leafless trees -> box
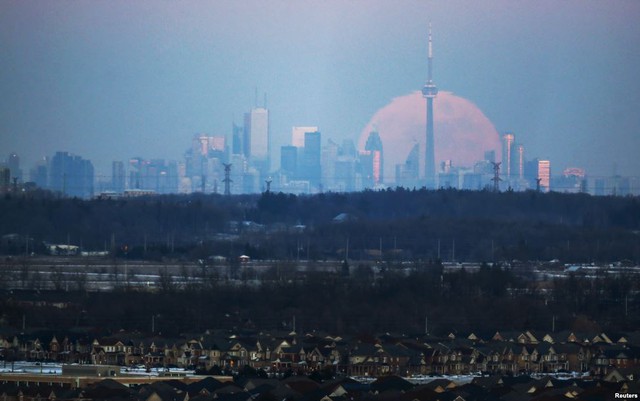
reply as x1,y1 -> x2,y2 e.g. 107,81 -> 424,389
1,188 -> 639,336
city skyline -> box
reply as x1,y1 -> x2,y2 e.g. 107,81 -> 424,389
1,1 -> 640,180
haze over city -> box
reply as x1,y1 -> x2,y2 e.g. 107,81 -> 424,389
1,0 -> 639,184
4,3 -> 640,397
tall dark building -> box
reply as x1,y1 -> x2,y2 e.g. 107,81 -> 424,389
128,157 -> 143,190
280,145 -> 298,178
302,131 -> 321,189
358,150 -> 375,189
364,130 -> 384,185
112,161 -> 126,193
31,160 -> 48,189
232,122 -> 243,156
50,151 -> 94,198
0,167 -> 9,192
421,24 -> 438,188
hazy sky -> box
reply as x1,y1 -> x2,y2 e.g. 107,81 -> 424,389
1,0 -> 639,179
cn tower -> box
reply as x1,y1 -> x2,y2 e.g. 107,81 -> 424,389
421,24 -> 438,188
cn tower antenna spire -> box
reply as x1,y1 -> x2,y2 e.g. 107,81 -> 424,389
428,22 -> 433,83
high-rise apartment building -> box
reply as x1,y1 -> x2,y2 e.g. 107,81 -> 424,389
537,159 -> 550,192
182,134 -> 228,193
193,134 -> 226,158
516,144 -> 525,180
50,151 -> 94,198
112,161 -> 126,193
502,132 -> 515,179
128,158 -> 143,190
31,158 -> 48,189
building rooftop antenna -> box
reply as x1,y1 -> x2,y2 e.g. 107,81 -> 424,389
254,86 -> 258,108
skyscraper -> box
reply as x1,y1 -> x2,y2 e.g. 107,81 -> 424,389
537,159 -> 551,192
516,144 -> 525,180
501,132 -> 515,179
0,167 -> 9,193
50,151 -> 94,198
31,158 -> 48,189
322,139 -> 339,191
243,107 -> 269,174
280,145 -> 298,177
333,140 -> 357,192
421,24 -> 438,188
292,126 -> 318,148
364,130 -> 384,185
302,131 -> 321,190
232,123 -> 243,156
112,161 -> 125,193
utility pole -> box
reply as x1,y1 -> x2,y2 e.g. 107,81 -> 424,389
491,162 -> 502,192
345,237 -> 350,260
223,164 -> 232,195
625,295 -> 628,318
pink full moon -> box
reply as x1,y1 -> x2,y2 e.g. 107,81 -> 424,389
359,91 -> 501,182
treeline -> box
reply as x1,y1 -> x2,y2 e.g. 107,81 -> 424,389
2,262 -> 638,336
1,188 -> 639,262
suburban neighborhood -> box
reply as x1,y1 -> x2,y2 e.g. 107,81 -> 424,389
1,327 -> 640,400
